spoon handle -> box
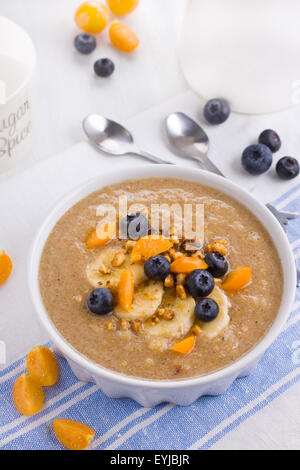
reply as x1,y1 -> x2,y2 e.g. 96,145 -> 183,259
132,149 -> 174,165
194,156 -> 224,176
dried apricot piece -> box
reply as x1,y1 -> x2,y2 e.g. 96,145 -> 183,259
170,257 -> 208,274
75,1 -> 109,34
53,419 -> 95,450
171,336 -> 196,355
13,373 -> 44,415
108,0 -> 139,15
118,268 -> 134,311
0,251 -> 13,286
221,267 -> 252,292
85,221 -> 116,249
27,346 -> 59,386
131,235 -> 173,262
109,20 -> 139,52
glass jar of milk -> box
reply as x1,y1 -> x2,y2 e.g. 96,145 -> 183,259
180,0 -> 300,114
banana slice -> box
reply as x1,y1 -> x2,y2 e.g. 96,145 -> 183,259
197,286 -> 230,338
144,290 -> 196,351
86,246 -> 146,289
114,281 -> 164,321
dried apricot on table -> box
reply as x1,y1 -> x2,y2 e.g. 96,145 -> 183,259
131,235 -> 173,262
53,419 -> 95,450
171,336 -> 196,355
26,346 -> 59,386
75,1 -> 109,34
0,251 -> 12,286
170,257 -> 208,274
118,268 -> 134,311
85,221 -> 116,249
109,20 -> 139,52
13,373 -> 44,415
108,0 -> 139,15
221,266 -> 252,292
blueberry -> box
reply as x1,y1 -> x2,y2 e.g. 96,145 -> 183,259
258,129 -> 281,153
94,58 -> 115,77
195,298 -> 219,322
204,252 -> 228,278
241,144 -> 273,175
276,157 -> 300,180
120,212 -> 148,240
185,269 -> 215,298
74,33 -> 96,54
144,255 -> 170,281
203,98 -> 231,125
87,288 -> 114,315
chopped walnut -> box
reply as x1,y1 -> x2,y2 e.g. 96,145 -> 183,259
163,254 -> 172,263
191,325 -> 202,336
214,278 -> 222,284
173,251 -> 184,260
176,284 -> 187,299
191,250 -> 205,259
111,251 -> 126,267
105,321 -> 116,331
151,313 -> 160,324
162,309 -> 175,320
120,318 -> 130,330
176,273 -> 186,285
120,360 -> 128,367
132,319 -> 143,333
99,263 -> 111,274
124,240 -> 136,252
164,273 -> 174,288
72,295 -> 82,303
206,239 -> 228,256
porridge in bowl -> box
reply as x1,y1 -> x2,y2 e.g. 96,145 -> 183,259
39,178 -> 283,380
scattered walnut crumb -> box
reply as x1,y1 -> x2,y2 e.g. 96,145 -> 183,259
163,254 -> 172,264
120,318 -> 130,330
176,284 -> 187,299
132,319 -> 143,333
124,240 -> 136,252
214,278 -> 222,284
151,314 -> 160,325
111,251 -> 125,267
173,251 -> 184,260
164,274 -> 174,287
120,360 -> 128,367
241,326 -> 248,333
162,309 -> 175,320
191,250 -> 205,259
99,263 -> 111,274
72,295 -> 82,303
176,273 -> 186,285
191,325 -> 202,336
206,239 -> 228,256
105,321 -> 116,331
170,235 -> 180,244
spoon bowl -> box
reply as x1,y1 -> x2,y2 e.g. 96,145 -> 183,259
166,112 -> 209,159
83,114 -> 173,164
83,114 -> 134,155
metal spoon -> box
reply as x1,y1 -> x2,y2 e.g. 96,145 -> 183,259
83,114 -> 173,165
166,112 -> 299,229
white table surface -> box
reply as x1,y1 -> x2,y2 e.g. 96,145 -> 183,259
1,0 -> 299,450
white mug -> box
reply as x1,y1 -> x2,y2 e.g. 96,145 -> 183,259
0,16 -> 36,173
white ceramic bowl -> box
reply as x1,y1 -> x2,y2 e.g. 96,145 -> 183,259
28,165 -> 296,407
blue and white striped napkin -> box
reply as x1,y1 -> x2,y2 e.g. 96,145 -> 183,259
0,185 -> 299,450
